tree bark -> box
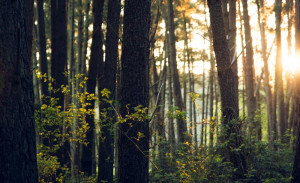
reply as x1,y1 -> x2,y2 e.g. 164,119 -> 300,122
275,0 -> 286,139
51,0 -> 68,166
0,0 -> 38,182
98,0 -> 120,181
117,0 -> 151,182
208,0 -> 247,180
81,0 -> 104,176
242,0 -> 257,137
37,0 -> 49,97
167,0 -> 187,143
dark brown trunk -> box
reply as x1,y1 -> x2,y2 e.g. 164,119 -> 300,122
117,0 -> 151,182
51,0 -> 68,166
81,0 -> 104,176
0,0 -> 38,182
98,0 -> 120,181
208,0 -> 246,180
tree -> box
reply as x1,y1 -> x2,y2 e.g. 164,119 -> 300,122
275,0 -> 286,139
117,0 -> 151,182
51,0 -> 68,167
51,0 -> 67,108
81,0 -> 105,175
37,0 -> 49,97
167,0 -> 187,143
0,0 -> 38,182
257,0 -> 275,142
242,0 -> 258,137
208,0 -> 247,180
98,0 -> 121,181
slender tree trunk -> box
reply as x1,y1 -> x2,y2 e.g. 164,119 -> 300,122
257,0 -> 275,143
37,0 -> 49,97
51,0 -> 68,166
167,0 -> 187,143
82,0 -> 91,76
209,38 -> 215,147
97,0 -> 121,182
166,28 -> 176,151
275,0 -> 286,140
242,0 -> 257,137
205,82 -> 210,145
0,0 -> 38,182
208,0 -> 247,180
201,63 -> 205,146
82,0 -> 104,176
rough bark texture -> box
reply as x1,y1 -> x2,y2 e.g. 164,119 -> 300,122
97,0 -> 120,182
81,0 -> 104,176
228,0 -> 239,115
208,0 -> 246,180
291,0 -> 300,182
117,0 -> 151,182
0,0 -> 38,182
167,0 -> 187,143
275,0 -> 286,139
242,0 -> 257,137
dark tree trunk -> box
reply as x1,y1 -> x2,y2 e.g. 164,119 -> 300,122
0,1 -> 38,182
51,0 -> 67,108
97,0 -> 120,182
117,0 -> 151,182
51,0 -> 68,167
208,0 -> 247,180
81,0 -> 105,176
37,0 -> 49,97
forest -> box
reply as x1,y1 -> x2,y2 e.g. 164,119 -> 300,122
1,0 -> 300,182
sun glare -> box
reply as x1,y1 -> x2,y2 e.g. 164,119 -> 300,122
285,53 -> 300,75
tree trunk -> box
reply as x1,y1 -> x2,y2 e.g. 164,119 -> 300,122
167,0 -> 187,143
51,0 -> 68,166
166,29 -> 176,151
0,0 -> 38,182
209,35 -> 215,148
275,0 -> 286,140
117,0 -> 151,182
201,62 -> 206,146
257,0 -> 275,143
208,0 -> 247,180
82,0 -> 91,76
242,0 -> 257,137
81,0 -> 104,176
98,0 -> 120,181
37,0 -> 49,97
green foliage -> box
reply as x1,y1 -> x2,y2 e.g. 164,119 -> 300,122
37,152 -> 70,183
150,119 -> 293,183
35,73 -> 96,182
